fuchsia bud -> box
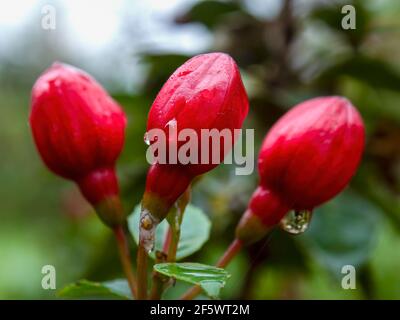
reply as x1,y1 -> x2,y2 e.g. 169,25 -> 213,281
142,53 -> 249,222
236,96 -> 365,245
29,63 -> 127,227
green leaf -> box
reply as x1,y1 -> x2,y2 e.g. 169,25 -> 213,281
300,191 -> 381,277
154,262 -> 230,299
58,279 -> 132,300
128,204 -> 211,260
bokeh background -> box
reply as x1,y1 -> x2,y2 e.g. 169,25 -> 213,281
0,0 -> 399,299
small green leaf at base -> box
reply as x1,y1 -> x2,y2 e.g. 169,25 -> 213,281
153,262 -> 230,299
128,204 -> 211,260
58,279 -> 132,300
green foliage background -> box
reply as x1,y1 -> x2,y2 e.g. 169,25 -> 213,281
0,0 -> 399,299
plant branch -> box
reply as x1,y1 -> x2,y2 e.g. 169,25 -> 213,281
162,227 -> 172,253
149,251 -> 168,300
149,187 -> 191,299
149,275 -> 164,300
136,241 -> 148,299
113,225 -> 137,299
137,206 -> 160,300
167,187 -> 191,262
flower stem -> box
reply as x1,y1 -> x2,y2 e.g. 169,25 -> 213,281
167,186 -> 190,262
167,229 -> 180,262
216,238 -> 243,268
113,225 -> 137,299
180,238 -> 243,300
149,251 -> 168,300
149,188 -> 191,300
137,207 -> 159,300
149,275 -> 164,300
136,242 -> 148,299
148,224 -> 176,300
162,227 -> 172,253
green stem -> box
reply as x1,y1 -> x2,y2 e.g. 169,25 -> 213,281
149,251 -> 168,300
167,225 -> 180,262
113,226 -> 137,299
162,227 -> 172,253
149,187 -> 191,299
180,238 -> 243,300
136,242 -> 148,300
149,275 -> 164,300
167,187 -> 190,262
137,206 -> 160,300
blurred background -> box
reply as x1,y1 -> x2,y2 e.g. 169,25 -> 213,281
0,0 -> 399,299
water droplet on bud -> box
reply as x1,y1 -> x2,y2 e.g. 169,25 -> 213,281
280,210 -> 312,235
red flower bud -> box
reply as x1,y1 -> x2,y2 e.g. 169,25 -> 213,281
143,52 -> 249,221
236,96 -> 365,244
29,63 -> 127,226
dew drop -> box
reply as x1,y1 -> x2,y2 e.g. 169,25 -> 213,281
139,209 -> 159,253
280,210 -> 312,235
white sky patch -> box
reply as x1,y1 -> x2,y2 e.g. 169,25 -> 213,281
0,0 -> 211,92
0,0 -> 37,27
0,0 -> 210,55
120,0 -> 210,54
62,0 -> 123,50
243,0 -> 283,20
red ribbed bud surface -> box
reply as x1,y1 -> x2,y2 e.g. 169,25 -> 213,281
143,52 -> 249,220
29,63 -> 127,226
